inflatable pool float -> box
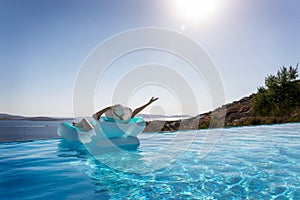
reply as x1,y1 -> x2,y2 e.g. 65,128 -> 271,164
57,116 -> 145,150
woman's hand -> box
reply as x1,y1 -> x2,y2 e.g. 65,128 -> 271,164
148,97 -> 159,104
131,97 -> 159,118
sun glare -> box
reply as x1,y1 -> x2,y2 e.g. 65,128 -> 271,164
175,0 -> 217,20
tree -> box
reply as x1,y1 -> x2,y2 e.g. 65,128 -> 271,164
253,64 -> 300,116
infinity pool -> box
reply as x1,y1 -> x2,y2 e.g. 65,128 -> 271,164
1,123 -> 300,199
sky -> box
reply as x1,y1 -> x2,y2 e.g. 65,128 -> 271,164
0,0 -> 299,117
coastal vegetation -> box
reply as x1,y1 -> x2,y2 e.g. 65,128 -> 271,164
253,64 -> 300,117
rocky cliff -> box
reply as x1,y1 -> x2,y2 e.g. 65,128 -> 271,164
144,94 -> 300,132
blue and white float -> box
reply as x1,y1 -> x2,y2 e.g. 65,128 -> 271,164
57,116 -> 145,151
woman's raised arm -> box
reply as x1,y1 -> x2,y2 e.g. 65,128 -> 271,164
131,97 -> 159,118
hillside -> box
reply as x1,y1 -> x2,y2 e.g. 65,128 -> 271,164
145,68 -> 300,132
144,90 -> 300,132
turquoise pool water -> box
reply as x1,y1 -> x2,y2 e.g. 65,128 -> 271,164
1,123 -> 300,199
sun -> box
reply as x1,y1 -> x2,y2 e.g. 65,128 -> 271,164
175,0 -> 217,20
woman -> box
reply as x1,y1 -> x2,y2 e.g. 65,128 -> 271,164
74,97 -> 158,131
92,97 -> 159,121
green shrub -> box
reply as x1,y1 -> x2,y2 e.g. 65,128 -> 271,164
253,64 -> 300,117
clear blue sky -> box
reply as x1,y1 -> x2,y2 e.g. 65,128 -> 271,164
1,0 -> 299,117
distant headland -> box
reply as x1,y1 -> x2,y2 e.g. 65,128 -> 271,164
0,114 -> 73,121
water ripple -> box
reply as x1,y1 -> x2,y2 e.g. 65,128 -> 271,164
0,123 -> 300,199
